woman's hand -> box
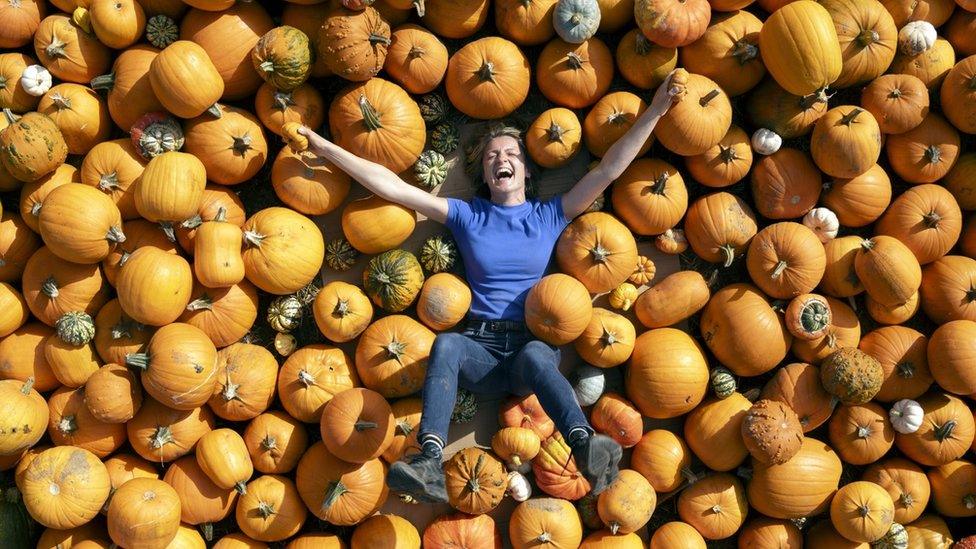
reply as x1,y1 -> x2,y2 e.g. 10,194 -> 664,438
649,70 -> 679,116
297,125 -> 331,157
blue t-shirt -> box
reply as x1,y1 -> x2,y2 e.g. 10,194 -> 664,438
445,195 -> 570,320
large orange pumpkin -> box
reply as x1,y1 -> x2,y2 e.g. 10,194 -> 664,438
320,387 -> 394,464
444,447 -> 508,515
422,0 -> 489,39
21,446 -> 110,529
680,11 -> 764,97
126,322 -> 218,411
278,344 -> 359,424
885,113 -> 960,184
860,73 -> 928,135
524,273 -> 593,345
747,437 -> 842,519
242,207 -> 324,295
895,392 -> 975,466
700,283 -> 793,376
820,0 -> 897,88
941,55 -> 976,135
811,105 -> 882,179
295,442 -> 388,526
354,314 -> 433,398
183,103 -> 268,186
855,236 -> 922,307
610,158 -> 687,236
494,0 -> 557,45
655,72 -> 732,156
678,473 -> 748,540
859,325 -> 931,402
749,148 -> 821,220
746,222 -> 826,299
821,163 -> 891,227
583,91 -> 653,157
685,125 -> 753,188
34,14 -> 111,84
445,37 -> 530,119
532,434 -> 591,501
626,327 -> 709,418
148,40 -> 223,118
829,481 -> 895,543
761,362 -> 836,433
555,212 -> 637,293
758,0 -> 842,96
877,184 -> 961,266
423,513 -> 502,549
634,0 -> 710,48
536,37 -> 613,109
684,192 -> 758,267
509,497 -> 582,548
684,393 -> 752,472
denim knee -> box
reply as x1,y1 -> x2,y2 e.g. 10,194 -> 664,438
519,340 -> 560,374
428,332 -> 468,372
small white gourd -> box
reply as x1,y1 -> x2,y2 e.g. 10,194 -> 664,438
20,65 -> 52,97
898,21 -> 937,56
751,128 -> 782,155
507,471 -> 532,502
803,207 -> 840,243
573,364 -> 606,407
889,399 -> 924,434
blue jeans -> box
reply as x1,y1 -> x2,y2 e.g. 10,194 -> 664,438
418,323 -> 591,446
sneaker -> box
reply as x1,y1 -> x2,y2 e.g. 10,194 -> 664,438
570,433 -> 623,495
387,451 -> 448,504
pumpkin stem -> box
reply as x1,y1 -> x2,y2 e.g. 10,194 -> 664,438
89,72 -> 116,92
180,214 -> 203,230
368,32 -> 391,46
602,328 -> 617,346
477,61 -> 496,83
896,361 -> 915,378
158,221 -> 176,243
719,145 -> 739,164
407,45 -> 426,59
396,419 -> 413,436
221,379 -> 240,402
234,481 -> 247,495
333,299 -> 350,317
257,501 -> 275,518
261,435 -> 277,450
358,94 -> 383,132
386,339 -> 407,361
546,122 -> 565,143
200,524 -> 213,543
590,244 -> 610,263
923,211 -> 942,228
609,523 -> 620,535
934,420 -> 956,441
700,89 -> 721,107
125,353 -> 150,371
322,480 -> 348,512
966,286 -> 976,303
297,369 -> 316,386
185,296 -> 214,311
634,33 -> 653,55
964,494 -> 976,510
859,238 -> 876,251
466,476 -> 481,493
273,91 -> 295,111
607,110 -> 629,126
923,145 -> 942,164
826,331 -> 838,348
887,87 -> 902,99
98,172 -> 120,191
510,455 -> 522,467
58,415 -> 77,434
206,103 -> 223,118
856,29 -> 880,46
650,172 -> 669,194
684,467 -> 704,483
729,40 -> 758,64
900,493 -> 914,508
969,76 -> 976,90
29,201 -> 42,217
259,60 -> 275,74
51,93 -> 71,110
720,245 -> 735,268
537,532 -> 552,543
856,425 -> 872,439
111,319 -> 142,340
45,35 -> 67,58
566,52 -> 584,70
770,260 -> 788,279
212,207 -> 227,223
354,420 -> 378,431
412,0 -> 426,17
710,504 -> 723,514
105,225 -> 126,244
839,107 -> 864,126
149,426 -> 174,449
232,135 -> 253,156
41,276 -> 59,298
858,504 -> 871,517
243,230 -> 265,248
800,88 -> 830,109
20,377 -> 35,395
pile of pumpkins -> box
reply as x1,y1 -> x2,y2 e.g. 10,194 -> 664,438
1,0 -> 976,546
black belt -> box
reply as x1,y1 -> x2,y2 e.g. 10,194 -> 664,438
466,318 -> 527,332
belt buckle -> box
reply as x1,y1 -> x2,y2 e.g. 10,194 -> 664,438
488,321 -> 501,332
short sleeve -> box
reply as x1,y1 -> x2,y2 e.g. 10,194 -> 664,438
541,194 -> 571,233
446,198 -> 474,233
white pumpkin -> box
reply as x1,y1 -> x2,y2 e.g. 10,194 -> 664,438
889,399 -> 924,434
803,207 -> 839,243
507,471 -> 532,502
898,21 -> 936,56
751,128 -> 782,155
20,65 -> 52,97
573,364 -> 606,407
552,0 -> 600,44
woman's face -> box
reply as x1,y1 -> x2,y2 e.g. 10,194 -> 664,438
481,135 -> 528,197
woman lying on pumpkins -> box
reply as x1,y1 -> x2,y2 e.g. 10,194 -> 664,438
299,71 -> 678,504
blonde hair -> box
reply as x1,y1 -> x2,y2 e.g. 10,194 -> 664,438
464,121 -> 538,198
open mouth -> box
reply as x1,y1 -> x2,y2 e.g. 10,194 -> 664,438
494,166 -> 513,182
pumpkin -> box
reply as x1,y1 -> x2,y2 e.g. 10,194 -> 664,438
863,457 -> 931,524
595,469 -> 654,535
34,521 -> 107,549
126,322 -> 217,411
244,411 -> 309,475
44,335 -> 99,389
680,11 -> 764,97
0,282 -> 28,338
678,473 -> 747,540
858,326 -> 931,402
115,246 -> 192,326
927,460 -> 976,517
929,320 -> 976,396
946,9 -> 976,57
445,37 -> 531,120
350,514 -> 420,548
855,236 -> 922,307
134,151 -> 205,226
905,515 -> 954,548
700,283 -> 792,376
295,442 -> 388,525
320,387 -> 394,465
746,77 -> 828,139
415,273 -> 470,332
148,41 -> 222,118
0,53 -> 40,113
890,36 -> 955,89
383,23 -> 447,95
88,0 -> 144,49
251,26 -> 311,93
610,158 -> 686,236
354,315 -> 432,398
499,394 -> 555,440
655,72 -> 731,156
820,347 -> 884,405
889,399 -> 924,436
860,73 -> 928,134
749,148 -> 820,220
378,397 -> 421,464
317,6 -> 390,82
685,125 -> 752,188
536,37 -> 613,109
626,327 -> 709,418
423,513 -> 501,549
573,308 -> 635,368
192,428 -> 253,499
80,139 -> 147,221
945,153 -> 976,211
762,362 -> 836,432
38,183 -> 125,265
106,477 -> 180,549
37,83 -> 110,155
800,206 -> 839,243
633,270 -> 709,329
828,402 -> 895,465
819,236 -> 865,298
254,83 -> 325,137
790,296 -> 861,365
821,0 -> 897,88
634,0 -> 710,47
919,256 -> 976,325
494,0 -> 557,45
101,452 -> 158,512
941,55 -> 976,135
785,293 -> 832,341
885,114 -> 960,184
0,378 -> 48,455
747,436 -> 842,520
34,14 -> 110,84
329,78 -> 424,172
285,533 -> 346,549
894,392 -> 975,466
46,385 -> 125,457
183,104 -> 268,186
0,211 -> 41,283
509,497 -> 582,548
684,192 -> 758,267
127,111 -> 183,161
341,195 -> 415,255
583,91 -> 653,157
491,427 -> 541,469
82,362 -> 141,424
443,447 -> 507,515
879,186 -> 961,268
580,530 -> 642,548
552,0 -> 600,43
822,163 -> 892,228
588,392 -> 640,448
684,393 -> 751,471
242,207 -> 324,295
811,106 -> 882,179
163,455 -> 237,540
91,298 -> 150,367
829,481 -> 895,543
736,518 -> 801,548
0,323 -> 59,392
175,184 -> 246,255
0,110 -> 67,184
741,398 -> 804,465
630,429 -> 691,494
759,1 -> 842,96
278,344 -> 358,424
208,343 -> 276,422
524,273 -> 592,345
180,281 -> 258,348
525,108 -> 582,169
649,522 -> 707,549
271,149 -> 349,216
0,0 -> 44,49
555,212 -> 636,293
23,246 -> 109,327
532,433 -> 591,500
20,446 -> 109,529
746,222 -> 825,299
313,280 -> 373,344
191,209 -> 243,289
615,29 -> 676,90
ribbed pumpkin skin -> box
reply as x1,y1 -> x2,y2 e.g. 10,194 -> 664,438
34,14 -> 111,84
684,192 -> 758,266
242,207 -> 324,295
0,112 -> 68,183
759,1 -> 842,96
650,521 -> 707,549
423,0 -> 490,39
626,327 -> 709,418
424,512 -> 502,548
684,394 -> 752,472
495,0 -> 558,45
444,447 -> 507,515
38,183 -> 124,265
0,378 -> 48,455
533,434 -> 591,500
21,446 -> 110,529
811,106 -> 882,179
700,283 -> 793,377
183,104 -> 268,186
319,7 -> 390,82
555,212 -> 637,294
252,25 -> 311,92
384,23 -> 449,95
829,481 -> 895,543
362,249 -> 424,313
747,437 -> 842,520
341,195 -> 416,255
634,0 -> 711,48
134,151 -> 207,223
854,236 -> 922,308
116,246 -> 193,327
162,455 -> 236,528
0,0 -> 44,50
132,322 -> 218,411
509,497 -> 583,549
277,344 -> 358,424
821,0 -> 897,89
877,184 -> 962,266
746,222 -> 827,300
295,442 -> 388,526
524,273 -> 593,345
655,73 -> 732,156
680,11 -> 765,97
94,45 -> 164,131
446,37 -> 531,119
107,477 -> 181,549
149,40 -> 224,118
354,314 -> 433,398
329,78 -> 424,173
536,37 -> 614,109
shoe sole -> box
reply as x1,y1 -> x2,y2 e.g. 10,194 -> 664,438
387,463 -> 448,504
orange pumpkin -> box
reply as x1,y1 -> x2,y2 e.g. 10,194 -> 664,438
193,209 -> 246,289
350,514 -> 420,548
34,14 -> 111,84
680,11 -> 764,97
615,29 -> 677,90
860,73 -> 928,135
650,522 -> 707,549
684,192 -> 758,267
253,82 -> 325,137
354,315 -> 432,398
271,147 -> 350,216
0,0 -> 44,49
684,393 -> 751,472
37,83 -> 111,155
598,469 -> 656,535
126,322 -> 218,411
941,55 -> 976,135
895,392 -> 975,466
877,185 -> 961,267
858,325 -> 932,402
444,447 -> 507,515
242,207 -> 324,295
635,0 -> 710,48
115,246 -> 192,326
655,71 -> 732,156
828,402 -> 895,465
536,37 -> 613,109
862,457 -> 931,525
590,392 -> 642,448
634,270 -> 709,329
320,387 -> 394,464
163,455 -> 238,538
761,362 -> 836,432
45,385 -> 125,459
583,91 -> 653,158
524,273 -> 592,345
822,163 -> 891,227
920,256 -> 976,325
341,195 -> 415,255
423,513 -> 502,549
209,343 -> 277,422
498,393 -> 555,440
38,183 -> 125,265
532,433 -> 591,500
92,298 -> 153,366
626,327 -> 709,418
313,280 -> 374,343
678,473 -> 748,540
22,246 -> 109,327
0,53 -> 39,114
244,411 -> 309,475
821,0 -> 897,88
926,459 -> 976,517
811,105 -> 882,179
555,212 -> 637,293
610,158 -> 687,236
416,273 -> 471,332
749,148 -> 821,220
0,282 -> 28,338
175,184 -> 246,255
573,307 -> 635,368
445,37 -> 530,119
106,477 -> 179,548
183,104 -> 268,186
148,40 -> 223,118
104,222 -> 175,287
525,107 -> 582,169
494,0 -> 557,45
684,125 -> 752,188
739,518 -> 802,548
746,222 -> 826,299
81,139 -> 147,221
20,446 -> 110,529
747,436 -> 842,519
278,344 -> 359,423
885,113 -> 960,184
631,429 -> 692,493
90,44 -> 163,131
294,442 -> 388,526
855,235 -> 922,308
700,283 -> 792,376
84,362 -> 142,424
829,481 -> 895,543
820,236 -> 866,298
0,323 -> 59,392
383,23 -> 447,94
180,281 -> 259,348
0,211 -> 41,283
758,0 -> 842,96
422,0 -> 489,39
134,151 -> 206,225
890,36 -> 955,89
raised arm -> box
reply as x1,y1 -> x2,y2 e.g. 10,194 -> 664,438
561,72 -> 678,220
299,126 -> 449,224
